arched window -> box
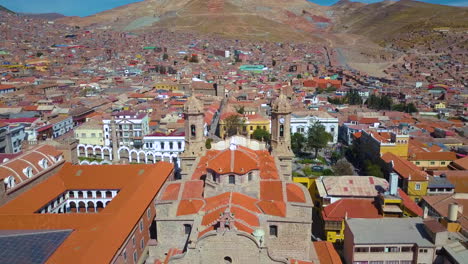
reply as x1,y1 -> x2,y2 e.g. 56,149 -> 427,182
279,125 -> 284,137
23,167 -> 33,178
86,191 -> 93,198
4,176 -> 15,189
229,175 -> 235,184
224,256 -> 232,263
38,159 -> 48,169
191,124 -> 196,137
169,142 -> 173,150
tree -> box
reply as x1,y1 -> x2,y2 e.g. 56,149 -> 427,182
346,89 -> 363,105
252,128 -> 270,142
205,138 -> 212,149
306,122 -> 333,158
406,102 -> 418,113
297,74 -> 302,79
235,105 -> 245,115
291,132 -> 306,155
162,53 -> 169,60
224,114 -> 244,137
332,159 -> 354,176
364,160 -> 384,178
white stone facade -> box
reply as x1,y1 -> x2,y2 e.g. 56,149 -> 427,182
291,112 -> 339,144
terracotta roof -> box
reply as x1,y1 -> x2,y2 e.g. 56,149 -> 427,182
322,199 -> 382,221
398,189 -> 423,216
286,183 -> 306,203
382,152 -> 427,181
411,152 -> 457,161
0,162 -> 174,264
206,148 -> 258,174
451,156 -> 468,170
313,241 -> 343,264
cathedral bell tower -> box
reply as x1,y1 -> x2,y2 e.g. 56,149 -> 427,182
180,93 -> 206,179
270,91 -> 294,181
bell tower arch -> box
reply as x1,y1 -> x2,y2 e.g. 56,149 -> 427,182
271,91 -> 294,181
180,93 -> 206,179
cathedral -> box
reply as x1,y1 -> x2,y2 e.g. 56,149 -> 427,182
147,93 -> 318,263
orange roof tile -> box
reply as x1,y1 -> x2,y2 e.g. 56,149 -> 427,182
0,162 -> 174,264
257,200 -> 286,217
161,183 -> 181,200
322,199 -> 382,221
313,241 -> 342,264
181,180 -> 204,199
286,183 -> 306,203
260,181 -> 283,201
176,199 -> 205,216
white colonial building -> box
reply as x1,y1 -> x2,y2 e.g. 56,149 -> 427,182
103,111 -> 149,148
291,111 -> 339,144
142,130 -> 185,154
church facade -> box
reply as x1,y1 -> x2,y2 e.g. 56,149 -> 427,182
146,93 -> 319,263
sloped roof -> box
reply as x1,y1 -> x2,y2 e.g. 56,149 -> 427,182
0,162 -> 174,264
322,199 -> 382,221
382,152 -> 427,181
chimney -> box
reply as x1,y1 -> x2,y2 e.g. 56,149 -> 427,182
448,203 -> 458,222
389,172 -> 398,196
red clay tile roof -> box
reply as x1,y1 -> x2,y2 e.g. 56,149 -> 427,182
322,199 -> 382,221
286,183 -> 306,203
0,162 -> 174,264
313,241 -> 343,264
398,188 -> 423,216
411,151 -> 457,161
260,181 -> 283,201
382,152 -> 428,181
161,183 -> 181,200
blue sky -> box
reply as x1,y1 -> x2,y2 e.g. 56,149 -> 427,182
0,0 -> 466,16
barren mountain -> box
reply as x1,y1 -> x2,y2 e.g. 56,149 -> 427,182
334,0 -> 468,44
20,13 -> 66,20
57,0 -> 329,42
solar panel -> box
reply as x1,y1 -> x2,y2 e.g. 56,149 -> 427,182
0,230 -> 72,264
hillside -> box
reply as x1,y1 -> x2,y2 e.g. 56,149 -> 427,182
57,0 -> 329,42
0,5 -> 14,14
334,0 -> 468,43
20,13 -> 66,20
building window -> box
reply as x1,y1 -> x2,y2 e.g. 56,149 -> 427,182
415,183 -> 421,190
370,247 -> 384,252
415,161 -> 420,165
184,224 -> 192,235
330,127 -> 335,132
269,225 -> 278,237
354,247 -> 369,253
160,142 -> 164,149
139,219 -> 143,232
401,247 -> 412,252
229,175 -> 235,184
140,238 -> 144,249
132,235 -> 135,246
123,250 -> 127,260
248,172 -> 253,181
147,208 -> 151,219
178,142 -> 182,149
81,133 -> 86,138
279,125 -> 284,137
441,161 -> 446,165
224,256 -> 232,263
191,124 -> 196,137
430,161 -> 435,165
169,142 -> 173,149
385,247 -> 399,253
250,126 -> 253,131
419,248 -> 428,253
133,251 -> 137,263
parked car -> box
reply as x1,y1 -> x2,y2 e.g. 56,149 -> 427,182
312,165 -> 324,172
